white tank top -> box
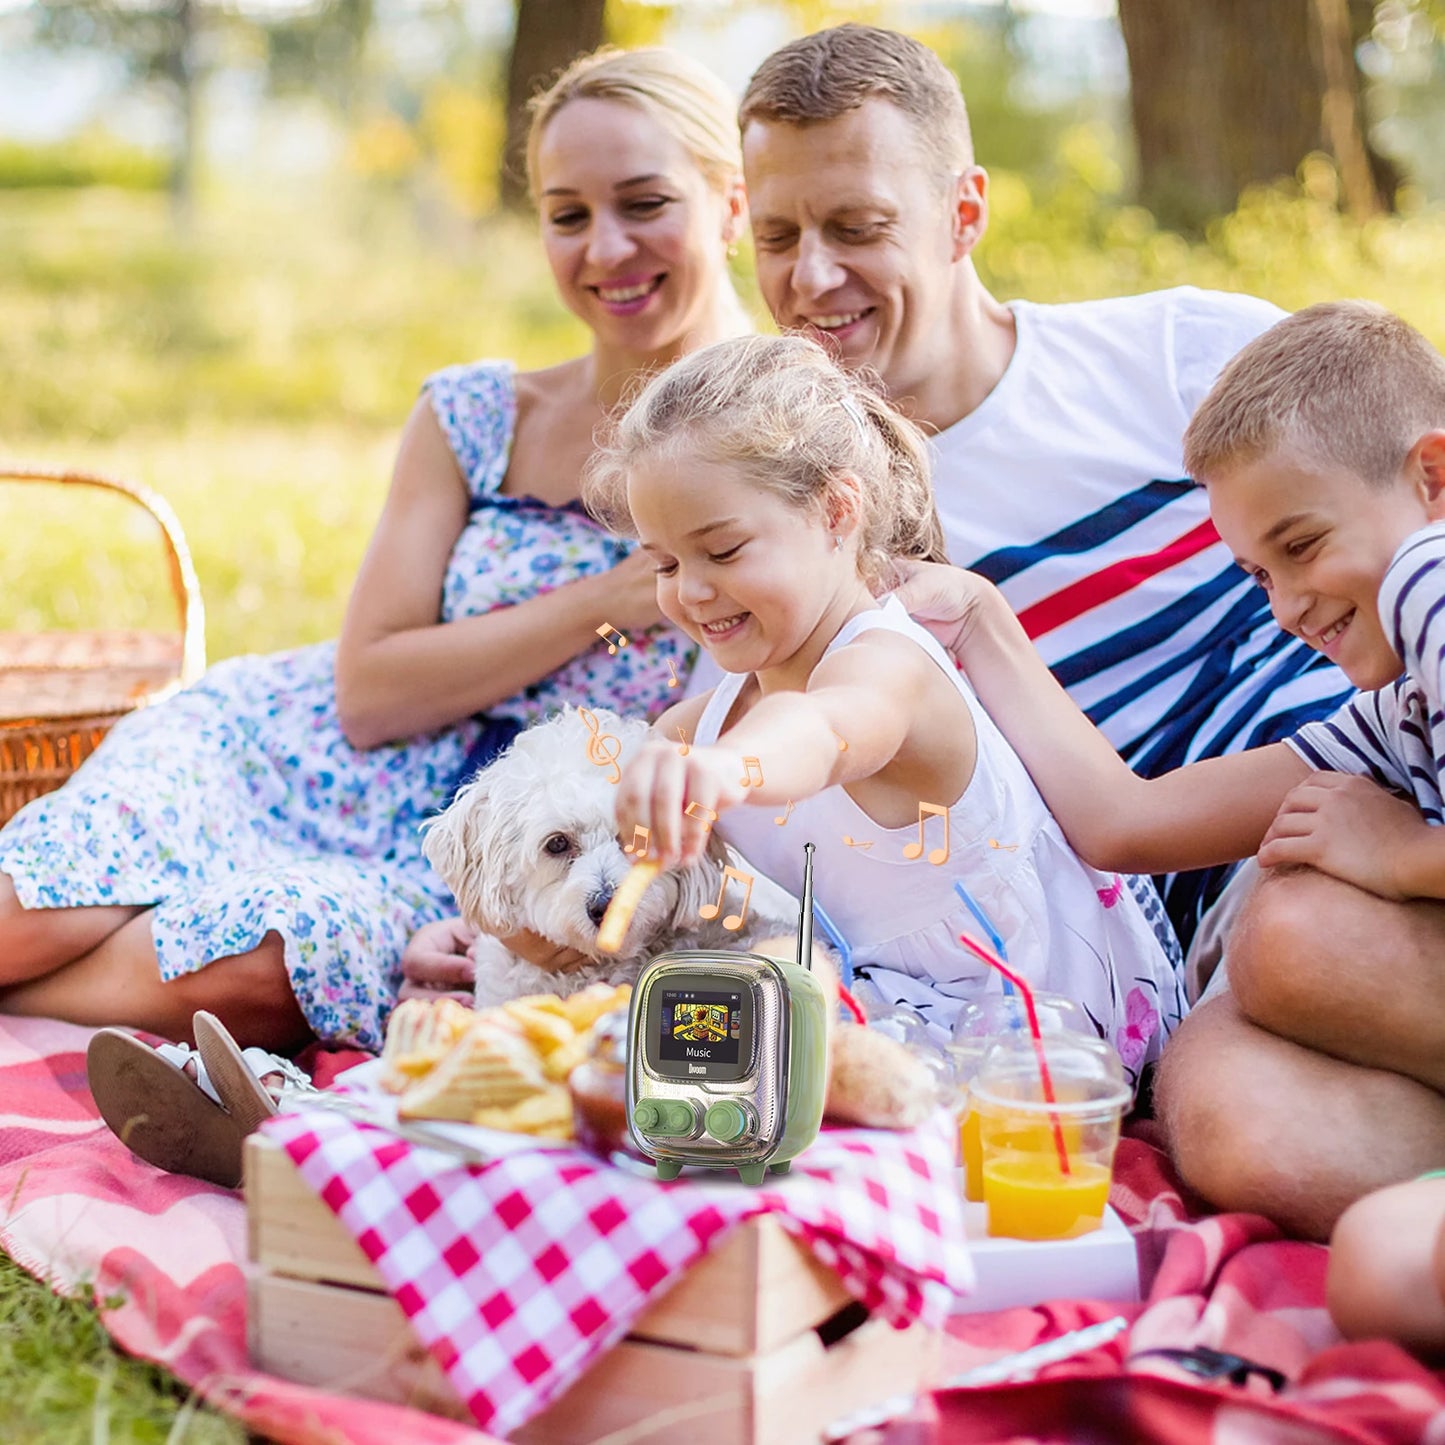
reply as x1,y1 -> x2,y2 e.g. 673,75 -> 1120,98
694,596 -> 1186,1084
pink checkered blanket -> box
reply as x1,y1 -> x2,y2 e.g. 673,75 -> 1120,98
3,1012 -> 1444,1444
0,1015 -> 499,1444
262,1104 -> 973,1438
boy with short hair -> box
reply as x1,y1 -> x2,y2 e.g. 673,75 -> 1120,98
892,299 -> 1445,1238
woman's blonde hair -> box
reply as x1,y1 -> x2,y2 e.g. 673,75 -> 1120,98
583,334 -> 949,590
525,47 -> 742,202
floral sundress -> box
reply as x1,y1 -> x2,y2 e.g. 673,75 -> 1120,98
0,360 -> 695,1049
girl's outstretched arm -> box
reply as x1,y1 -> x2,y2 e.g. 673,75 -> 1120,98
621,633 -> 945,867
891,561 -> 1309,873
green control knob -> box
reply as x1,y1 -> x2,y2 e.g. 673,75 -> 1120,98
705,1101 -> 749,1143
634,1100 -> 662,1133
659,1100 -> 695,1135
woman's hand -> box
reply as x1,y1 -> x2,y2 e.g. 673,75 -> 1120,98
616,738 -> 751,868
398,916 -> 479,1003
588,550 -> 668,637
889,560 -> 999,661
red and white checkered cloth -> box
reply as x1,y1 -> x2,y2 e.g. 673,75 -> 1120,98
262,1108 -> 973,1438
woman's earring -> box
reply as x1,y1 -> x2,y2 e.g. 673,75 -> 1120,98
833,534 -> 843,552
726,241 -> 739,260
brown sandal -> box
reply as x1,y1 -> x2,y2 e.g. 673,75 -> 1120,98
192,1010 -> 311,1134
86,1029 -> 249,1188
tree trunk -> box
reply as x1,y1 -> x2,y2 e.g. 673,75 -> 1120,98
498,0 -> 607,213
167,0 -> 198,226
1117,0 -> 1392,230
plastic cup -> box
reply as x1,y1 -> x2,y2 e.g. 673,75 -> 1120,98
970,1035 -> 1130,1241
947,992 -> 1086,1203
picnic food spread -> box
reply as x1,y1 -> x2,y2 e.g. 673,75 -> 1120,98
379,984 -> 631,1140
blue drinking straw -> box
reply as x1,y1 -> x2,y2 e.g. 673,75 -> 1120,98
809,899 -> 854,988
953,879 -> 1015,994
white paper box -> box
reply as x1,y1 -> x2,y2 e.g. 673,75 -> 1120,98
951,1191 -> 1139,1315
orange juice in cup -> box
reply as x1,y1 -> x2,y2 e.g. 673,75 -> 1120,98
983,1155 -> 1113,1239
948,993 -> 1087,1203
971,1036 -> 1130,1241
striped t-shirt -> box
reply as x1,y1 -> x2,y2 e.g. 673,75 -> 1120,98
1286,523 -> 1445,820
930,287 -> 1354,944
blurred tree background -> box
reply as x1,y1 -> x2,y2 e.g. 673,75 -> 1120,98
2,0 -> 1444,661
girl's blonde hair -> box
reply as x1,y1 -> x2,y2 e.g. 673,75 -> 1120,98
583,334 -> 949,589
526,47 -> 742,202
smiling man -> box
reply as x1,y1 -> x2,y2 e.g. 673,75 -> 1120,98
737,24 -> 1353,959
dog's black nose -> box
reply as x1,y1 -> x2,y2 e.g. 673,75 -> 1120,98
586,890 -> 614,926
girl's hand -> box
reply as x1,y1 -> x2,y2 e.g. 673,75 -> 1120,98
616,738 -> 751,868
1258,772 -> 1431,899
590,550 -> 667,636
889,560 -> 997,660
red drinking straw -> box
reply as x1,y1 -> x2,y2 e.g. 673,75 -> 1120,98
956,932 -> 1072,1177
837,985 -> 867,1026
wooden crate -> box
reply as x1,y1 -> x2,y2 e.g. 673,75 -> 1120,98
246,1134 -> 938,1443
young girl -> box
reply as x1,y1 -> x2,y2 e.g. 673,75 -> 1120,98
583,334 -> 1186,1083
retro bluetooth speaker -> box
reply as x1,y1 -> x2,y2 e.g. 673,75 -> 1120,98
626,843 -> 830,1184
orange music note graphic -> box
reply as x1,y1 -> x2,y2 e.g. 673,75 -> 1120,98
739,755 -> 764,788
988,839 -> 1019,853
665,658 -> 679,689
675,726 -> 690,757
683,800 -> 717,836
623,823 -> 650,858
842,834 -> 873,850
595,623 -> 629,655
698,865 -> 753,932
902,800 -> 950,865
774,799 -> 794,826
579,706 -> 623,785
832,731 -> 849,752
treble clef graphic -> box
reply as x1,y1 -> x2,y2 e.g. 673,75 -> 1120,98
579,707 -> 623,785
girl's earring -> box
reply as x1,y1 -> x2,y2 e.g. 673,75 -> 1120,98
726,241 -> 739,260
833,534 -> 843,552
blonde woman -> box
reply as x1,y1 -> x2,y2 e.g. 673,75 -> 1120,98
0,48 -> 750,1068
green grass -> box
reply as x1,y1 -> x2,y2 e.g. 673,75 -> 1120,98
0,1254 -> 245,1444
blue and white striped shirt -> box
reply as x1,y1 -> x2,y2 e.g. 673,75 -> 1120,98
931,288 -> 1354,944
1287,523 -> 1445,822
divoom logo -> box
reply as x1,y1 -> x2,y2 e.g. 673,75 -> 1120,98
688,1063 -> 706,1075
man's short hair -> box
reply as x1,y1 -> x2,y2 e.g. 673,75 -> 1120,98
1184,301 -> 1445,488
739,23 -> 972,179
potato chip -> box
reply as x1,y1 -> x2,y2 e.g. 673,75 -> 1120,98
539,1035 -> 589,1083
473,1085 -> 574,1138
380,997 -> 476,1092
398,1020 -> 547,1121
558,983 -> 632,1033
596,860 -> 662,955
499,999 -> 577,1055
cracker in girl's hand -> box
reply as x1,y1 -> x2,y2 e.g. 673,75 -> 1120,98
596,861 -> 662,954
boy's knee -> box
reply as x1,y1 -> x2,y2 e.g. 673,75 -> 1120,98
1228,868 -> 1339,1033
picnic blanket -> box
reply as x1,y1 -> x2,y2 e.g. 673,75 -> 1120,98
2,1011 -> 1444,1444
263,1103 -> 973,1438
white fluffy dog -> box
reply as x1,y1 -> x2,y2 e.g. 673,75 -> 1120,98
421,707 -> 799,1009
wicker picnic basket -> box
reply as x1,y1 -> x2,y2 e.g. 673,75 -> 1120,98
0,466 -> 206,828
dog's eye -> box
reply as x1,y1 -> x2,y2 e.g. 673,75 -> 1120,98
542,833 -> 573,857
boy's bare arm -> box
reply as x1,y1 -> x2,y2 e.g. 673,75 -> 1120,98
897,564 -> 1309,873
1261,772 -> 1445,900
